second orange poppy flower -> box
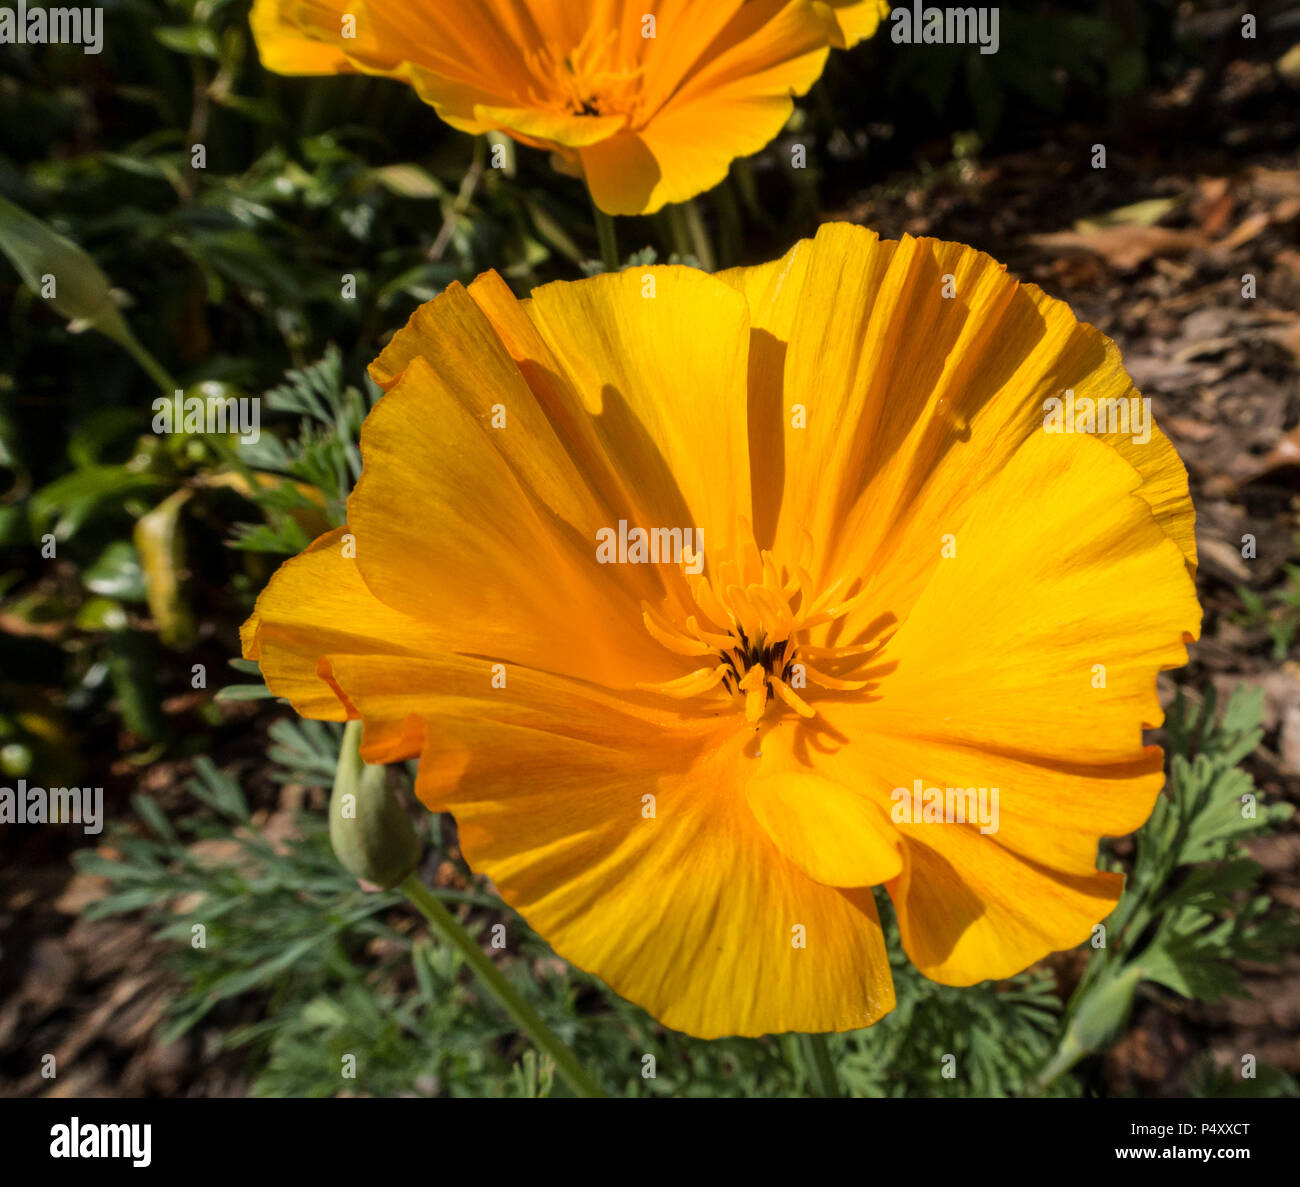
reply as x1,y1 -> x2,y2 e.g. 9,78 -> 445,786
250,0 -> 889,214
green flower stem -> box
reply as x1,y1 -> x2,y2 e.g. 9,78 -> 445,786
593,204 -> 620,272
398,871 -> 605,1098
713,182 -> 744,267
119,334 -> 176,396
799,1032 -> 840,1098
665,203 -> 692,259
682,199 -> 716,272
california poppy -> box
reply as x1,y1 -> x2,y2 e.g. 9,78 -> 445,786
242,223 -> 1200,1038
249,0 -> 889,214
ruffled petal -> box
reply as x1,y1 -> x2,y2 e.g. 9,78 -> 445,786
517,266 -> 755,567
580,0 -> 837,213
816,0 -> 891,48
358,283 -> 691,690
249,0 -> 355,74
717,224 -> 1197,601
239,527 -> 447,752
415,693 -> 895,1038
745,770 -> 903,886
250,0 -> 411,77
836,428 -> 1198,982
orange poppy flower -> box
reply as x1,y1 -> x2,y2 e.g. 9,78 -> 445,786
248,0 -> 889,214
242,223 -> 1200,1038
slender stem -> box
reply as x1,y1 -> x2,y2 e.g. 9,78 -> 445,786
665,203 -> 692,259
713,181 -> 744,268
1031,1032 -> 1087,1096
799,1032 -> 840,1098
117,331 -> 176,396
399,872 -> 605,1099
593,204 -> 619,272
430,137 -> 486,262
682,199 -> 716,272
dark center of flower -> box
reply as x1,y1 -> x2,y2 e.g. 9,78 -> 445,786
718,629 -> 795,696
636,526 -> 878,724
532,32 -> 647,123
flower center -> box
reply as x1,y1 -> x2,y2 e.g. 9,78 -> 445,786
638,526 -> 879,724
526,28 -> 646,123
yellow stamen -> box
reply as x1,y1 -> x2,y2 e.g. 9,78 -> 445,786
739,665 -> 768,724
639,664 -> 729,699
642,605 -> 714,656
772,677 -> 816,718
637,523 -> 879,722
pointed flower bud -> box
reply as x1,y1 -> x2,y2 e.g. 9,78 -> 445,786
329,721 -> 421,890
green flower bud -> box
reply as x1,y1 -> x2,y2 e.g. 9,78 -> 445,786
1066,962 -> 1143,1053
0,742 -> 32,779
330,721 -> 422,890
1034,962 -> 1143,1090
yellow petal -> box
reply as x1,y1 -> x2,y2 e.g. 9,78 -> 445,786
357,286 -> 686,690
845,428 -> 1199,982
249,0 -> 355,74
417,706 -> 895,1037
581,0 -> 837,213
251,1 -> 412,78
887,834 -> 1125,986
717,224 -> 1197,607
471,104 -> 629,146
816,0 -> 891,48
866,429 -> 1200,758
322,652 -> 691,763
240,526 -> 447,728
520,266 -> 754,565
745,770 -> 903,886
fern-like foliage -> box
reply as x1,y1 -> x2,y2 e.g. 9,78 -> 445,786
230,347 -> 376,554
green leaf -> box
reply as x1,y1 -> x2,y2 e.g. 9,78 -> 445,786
29,466 -> 167,541
367,164 -> 445,200
0,194 -> 173,391
215,683 -> 276,701
154,25 -> 221,59
1140,918 -> 1244,1001
131,793 -> 179,846
185,757 -> 250,822
83,540 -> 147,601
134,487 -> 197,649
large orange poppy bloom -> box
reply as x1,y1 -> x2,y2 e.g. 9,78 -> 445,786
242,223 -> 1200,1038
249,0 -> 889,214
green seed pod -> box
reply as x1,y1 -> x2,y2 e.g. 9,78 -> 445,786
329,721 -> 422,889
